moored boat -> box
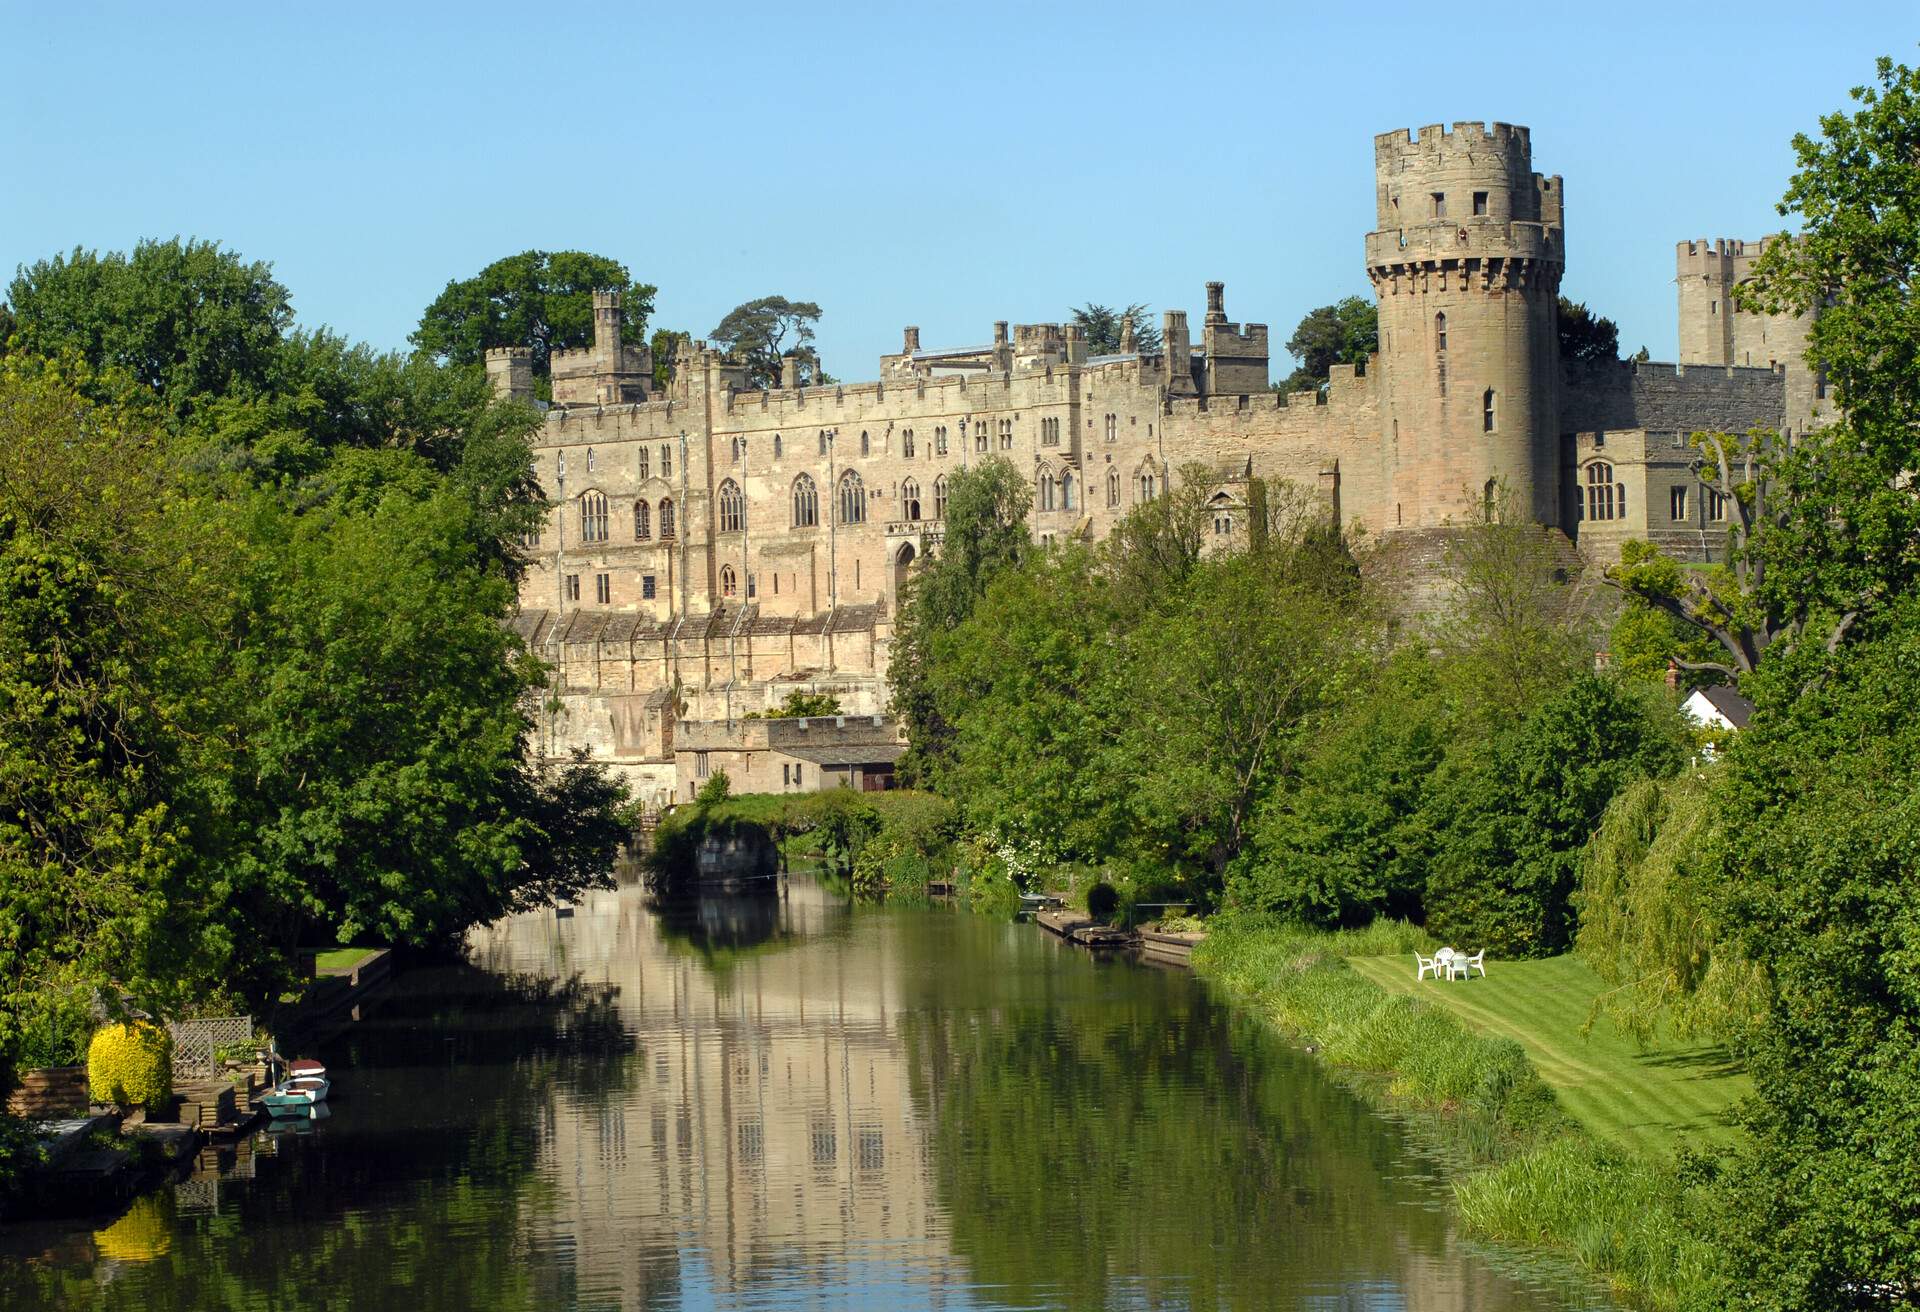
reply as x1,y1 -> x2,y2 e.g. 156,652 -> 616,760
259,1073 -> 330,1116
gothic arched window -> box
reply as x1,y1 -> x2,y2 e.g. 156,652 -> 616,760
1585,462 -> 1618,522
1061,473 -> 1076,511
718,479 -> 745,533
1434,312 -> 1448,354
633,499 -> 651,540
773,433 -> 783,459
721,564 -> 737,596
792,473 -> 818,528
902,477 -> 921,522
1483,388 -> 1496,433
1038,469 -> 1057,512
903,429 -> 915,458
933,474 -> 948,520
839,471 -> 866,524
659,497 -> 676,539
1107,468 -> 1120,508
580,491 -> 609,542
860,431 -> 870,457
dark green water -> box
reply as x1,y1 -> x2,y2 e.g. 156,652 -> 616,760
0,878 -> 1612,1310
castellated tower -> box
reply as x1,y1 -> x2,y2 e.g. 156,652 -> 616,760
1367,122 -> 1564,529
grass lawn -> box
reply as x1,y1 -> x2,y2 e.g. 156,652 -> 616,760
1348,952 -> 1750,1156
314,946 -> 378,974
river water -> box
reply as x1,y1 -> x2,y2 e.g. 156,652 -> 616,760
2,876 -> 1612,1310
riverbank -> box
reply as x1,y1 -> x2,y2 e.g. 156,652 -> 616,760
1192,918 -> 1724,1310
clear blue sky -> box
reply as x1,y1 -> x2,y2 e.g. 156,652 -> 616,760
4,2 -> 1910,376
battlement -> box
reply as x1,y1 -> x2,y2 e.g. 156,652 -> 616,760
1375,121 -> 1531,168
1374,121 -> 1551,228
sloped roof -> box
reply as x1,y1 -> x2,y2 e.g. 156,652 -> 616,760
1697,684 -> 1755,729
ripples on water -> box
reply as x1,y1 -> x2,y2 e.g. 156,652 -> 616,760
0,876 -> 1615,1310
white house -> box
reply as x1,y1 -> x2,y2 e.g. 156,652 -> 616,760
1682,684 -> 1754,733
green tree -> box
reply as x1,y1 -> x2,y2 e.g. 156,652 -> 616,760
1614,58 -> 1920,691
1695,592 -> 1920,1306
1439,487 -> 1592,724
411,250 -> 655,378
1232,648 -> 1448,926
1421,674 -> 1687,957
649,327 -> 690,390
1069,303 -> 1161,355
0,363 -> 197,1088
1119,551 -> 1371,883
1279,296 -> 1376,394
7,238 -> 292,419
707,296 -> 823,388
892,458 -> 1031,785
921,546 -> 1126,864
1555,297 -> 1621,365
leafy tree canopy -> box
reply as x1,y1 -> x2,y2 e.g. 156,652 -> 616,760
1279,296 -> 1376,394
1069,303 -> 1162,355
1556,297 -> 1621,365
708,296 -> 823,389
891,458 -> 1031,786
7,238 -> 292,419
412,250 -> 655,378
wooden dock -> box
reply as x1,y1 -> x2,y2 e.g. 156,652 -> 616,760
1137,928 -> 1205,967
1034,909 -> 1136,950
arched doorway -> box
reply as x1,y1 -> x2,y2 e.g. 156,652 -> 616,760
893,541 -> 916,597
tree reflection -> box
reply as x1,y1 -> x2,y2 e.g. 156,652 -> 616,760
898,938 -> 1481,1310
0,963 -> 670,1311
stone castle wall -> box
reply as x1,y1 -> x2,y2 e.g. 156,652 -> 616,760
506,121 -> 1817,779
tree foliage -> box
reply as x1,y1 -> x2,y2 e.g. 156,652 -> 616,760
412,250 -> 655,378
891,458 -> 1031,786
707,296 -> 823,388
7,238 -> 292,419
1422,674 -> 1688,957
1555,297 -> 1621,366
1069,303 -> 1161,355
0,242 -> 635,1086
1279,297 -> 1376,394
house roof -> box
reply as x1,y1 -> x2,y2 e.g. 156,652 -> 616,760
1694,684 -> 1755,729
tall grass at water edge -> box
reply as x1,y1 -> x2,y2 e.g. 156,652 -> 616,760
1192,916 -> 1718,1310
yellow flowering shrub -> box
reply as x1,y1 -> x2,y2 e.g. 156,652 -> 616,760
87,1022 -> 172,1108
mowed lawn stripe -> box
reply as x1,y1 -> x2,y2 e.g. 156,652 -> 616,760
1347,952 -> 1750,1156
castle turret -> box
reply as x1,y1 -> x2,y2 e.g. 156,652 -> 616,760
1367,122 -> 1564,528
484,345 -> 533,402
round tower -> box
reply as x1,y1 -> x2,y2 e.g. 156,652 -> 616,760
1367,122 -> 1564,530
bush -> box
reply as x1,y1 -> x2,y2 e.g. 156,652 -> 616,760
1085,881 -> 1119,922
87,1022 -> 173,1108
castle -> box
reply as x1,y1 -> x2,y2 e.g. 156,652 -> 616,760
500,121 -> 1823,804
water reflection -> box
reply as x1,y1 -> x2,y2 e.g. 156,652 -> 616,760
0,878 -> 1611,1310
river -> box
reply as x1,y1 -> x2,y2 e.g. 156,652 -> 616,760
1,876 -> 1613,1310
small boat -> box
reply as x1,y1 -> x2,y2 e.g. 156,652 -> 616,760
260,1074 -> 330,1116
286,1058 -> 326,1079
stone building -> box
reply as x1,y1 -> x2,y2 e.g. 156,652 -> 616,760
504,121 -> 1822,794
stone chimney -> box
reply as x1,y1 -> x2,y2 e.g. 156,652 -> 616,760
1119,314 -> 1136,354
1064,323 -> 1087,365
993,320 -> 1012,372
780,352 -> 801,388
1205,280 -> 1227,325
903,326 -> 921,354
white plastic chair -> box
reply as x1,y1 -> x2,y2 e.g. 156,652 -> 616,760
1462,949 -> 1486,979
1414,952 -> 1440,981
